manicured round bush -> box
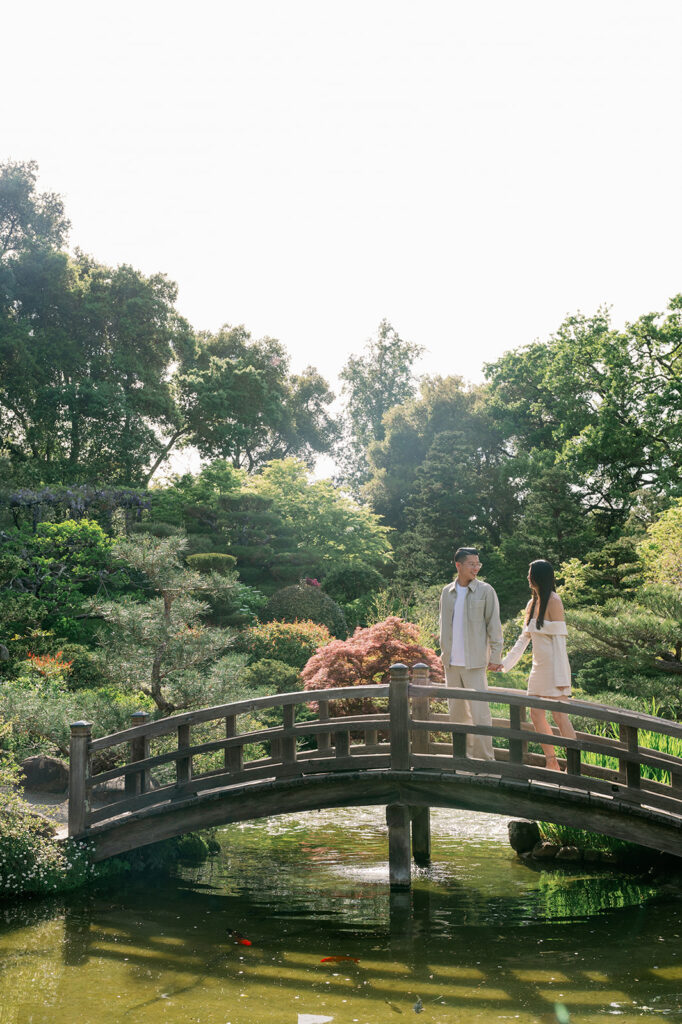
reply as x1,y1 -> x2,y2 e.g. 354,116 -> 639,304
263,584 -> 347,637
322,564 -> 385,604
237,619 -> 331,669
186,552 -> 237,575
241,658 -> 302,693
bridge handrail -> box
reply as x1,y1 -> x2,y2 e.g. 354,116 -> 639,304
88,684 -> 391,751
68,663 -> 682,840
412,683 -> 682,738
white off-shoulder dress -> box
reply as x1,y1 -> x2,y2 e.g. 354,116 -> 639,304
501,618 -> 572,696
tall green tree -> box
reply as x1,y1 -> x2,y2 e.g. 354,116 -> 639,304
0,249 -> 192,485
337,320 -> 423,495
0,160 -> 69,261
166,325 -> 339,478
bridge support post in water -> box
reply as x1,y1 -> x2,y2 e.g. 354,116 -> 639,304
411,806 -> 431,867
68,720 -> 92,836
386,803 -> 411,889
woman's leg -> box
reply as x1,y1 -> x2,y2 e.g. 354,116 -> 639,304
529,707 -> 560,769
551,695 -> 577,746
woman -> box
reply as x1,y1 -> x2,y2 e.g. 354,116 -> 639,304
501,559 -> 577,772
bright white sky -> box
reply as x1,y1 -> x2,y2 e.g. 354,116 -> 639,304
3,0 -> 682,402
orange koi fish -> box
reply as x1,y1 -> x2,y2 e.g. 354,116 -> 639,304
320,955 -> 359,963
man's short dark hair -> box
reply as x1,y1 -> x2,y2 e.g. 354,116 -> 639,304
454,546 -> 479,564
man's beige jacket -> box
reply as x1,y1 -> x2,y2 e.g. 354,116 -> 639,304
438,577 -> 503,670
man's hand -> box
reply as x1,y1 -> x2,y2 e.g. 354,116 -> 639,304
487,662 -> 503,672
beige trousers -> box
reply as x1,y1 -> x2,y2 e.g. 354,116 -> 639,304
445,664 -> 495,761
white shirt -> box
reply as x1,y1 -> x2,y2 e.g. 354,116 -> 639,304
450,582 -> 468,666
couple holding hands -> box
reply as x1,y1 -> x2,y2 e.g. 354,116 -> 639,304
438,546 -> 576,770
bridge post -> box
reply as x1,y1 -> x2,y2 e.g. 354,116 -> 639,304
410,663 -> 431,867
68,720 -> 92,836
388,664 -> 411,887
126,711 -> 151,796
386,804 -> 411,888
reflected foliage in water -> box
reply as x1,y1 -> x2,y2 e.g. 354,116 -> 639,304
0,807 -> 681,1024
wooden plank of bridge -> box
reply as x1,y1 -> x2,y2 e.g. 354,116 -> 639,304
282,704 -> 297,763
410,664 -> 431,867
68,721 -> 92,836
177,723 -> 192,785
317,702 -> 331,752
225,715 -> 243,774
619,724 -> 641,789
125,711 -> 151,796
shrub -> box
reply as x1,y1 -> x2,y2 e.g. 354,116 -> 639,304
322,564 -> 385,604
242,658 -> 301,693
237,620 -> 331,669
263,584 -> 347,637
186,552 -> 238,575
301,616 -> 443,714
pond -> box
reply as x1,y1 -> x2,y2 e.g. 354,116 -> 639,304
1,807 -> 681,1023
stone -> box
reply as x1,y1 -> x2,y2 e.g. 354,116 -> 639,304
508,819 -> 541,854
556,845 -> 581,862
19,755 -> 69,794
532,841 -> 560,860
91,775 -> 160,803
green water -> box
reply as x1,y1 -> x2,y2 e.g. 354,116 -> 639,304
1,807 -> 681,1023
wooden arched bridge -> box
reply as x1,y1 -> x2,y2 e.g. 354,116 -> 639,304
66,664 -> 682,886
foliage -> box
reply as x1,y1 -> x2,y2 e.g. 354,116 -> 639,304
0,246 -> 193,486
0,485 -> 150,534
337,319 -> 423,494
567,584 -> 682,712
185,552 -> 237,574
89,534 -> 236,714
174,325 -> 340,473
251,459 -> 392,574
301,616 -> 443,710
263,584 -> 348,638
0,159 -> 69,261
237,619 -> 331,670
0,724 -> 97,897
241,658 -> 302,694
559,537 -> 643,609
638,497 -> 682,587
0,678 -> 155,760
322,564 -> 385,604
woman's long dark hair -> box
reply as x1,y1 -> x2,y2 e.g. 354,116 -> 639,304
526,559 -> 556,629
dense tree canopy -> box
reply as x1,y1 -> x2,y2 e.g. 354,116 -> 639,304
337,319 -> 423,495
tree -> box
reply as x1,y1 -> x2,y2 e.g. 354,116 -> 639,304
567,585 -> 682,715
301,616 -> 443,714
0,160 -> 69,261
251,459 -> 393,574
337,320 -> 423,494
0,249 -> 193,485
638,498 -> 682,587
90,534 -> 236,714
484,297 -> 682,529
169,325 -> 339,476
0,518 -> 116,643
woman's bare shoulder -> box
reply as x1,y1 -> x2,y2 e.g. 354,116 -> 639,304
544,592 -> 565,621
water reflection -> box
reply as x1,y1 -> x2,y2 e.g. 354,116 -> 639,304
0,806 -> 681,1023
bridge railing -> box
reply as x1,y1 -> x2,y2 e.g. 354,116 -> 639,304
68,662 -> 682,837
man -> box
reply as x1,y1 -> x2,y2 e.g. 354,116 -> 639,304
438,546 -> 503,761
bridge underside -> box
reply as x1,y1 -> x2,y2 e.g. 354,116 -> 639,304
76,769 -> 682,862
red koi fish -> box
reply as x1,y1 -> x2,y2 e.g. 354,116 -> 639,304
228,930 -> 252,946
320,956 -> 359,963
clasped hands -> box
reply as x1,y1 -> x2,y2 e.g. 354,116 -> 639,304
487,662 -> 503,672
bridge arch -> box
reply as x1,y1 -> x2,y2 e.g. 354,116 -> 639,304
65,664 -> 682,882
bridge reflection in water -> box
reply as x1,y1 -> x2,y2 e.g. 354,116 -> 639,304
64,663 -> 682,880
